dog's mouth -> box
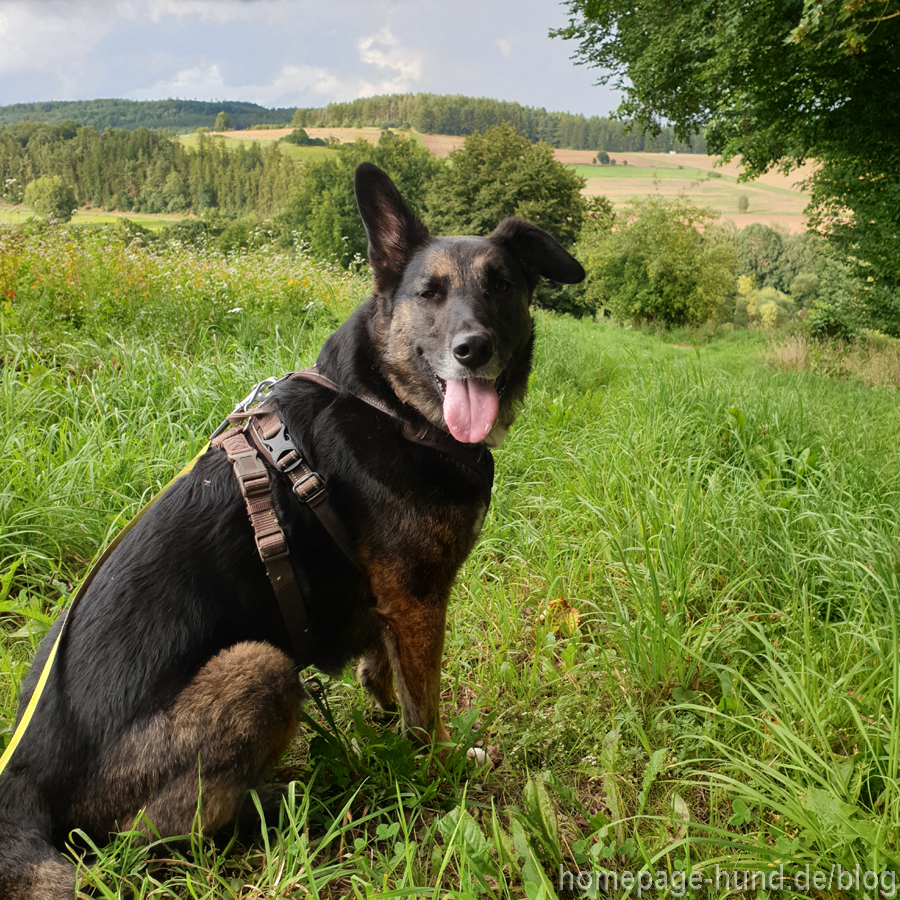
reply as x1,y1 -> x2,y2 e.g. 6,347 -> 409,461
428,363 -> 508,444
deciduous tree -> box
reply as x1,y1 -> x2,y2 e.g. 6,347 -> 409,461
553,0 -> 900,333
425,123 -> 586,247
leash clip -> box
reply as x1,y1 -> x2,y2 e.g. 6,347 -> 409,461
210,375 -> 288,439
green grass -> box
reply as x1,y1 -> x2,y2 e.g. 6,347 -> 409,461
0,205 -> 180,230
178,132 -> 339,162
569,164 -> 737,182
1,225 -> 899,897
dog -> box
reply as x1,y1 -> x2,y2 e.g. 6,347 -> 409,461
0,162 -> 585,898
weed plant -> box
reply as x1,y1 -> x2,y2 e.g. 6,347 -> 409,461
1,225 -> 898,897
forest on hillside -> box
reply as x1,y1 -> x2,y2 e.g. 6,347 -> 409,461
0,93 -> 706,153
0,99 -> 296,132
0,121 -> 301,216
295,93 -> 707,152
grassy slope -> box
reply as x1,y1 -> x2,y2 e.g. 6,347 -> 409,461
1,227 -> 897,897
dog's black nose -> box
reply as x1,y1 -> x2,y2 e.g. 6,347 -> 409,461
452,331 -> 494,370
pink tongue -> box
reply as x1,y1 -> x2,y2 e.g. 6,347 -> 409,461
443,378 -> 500,443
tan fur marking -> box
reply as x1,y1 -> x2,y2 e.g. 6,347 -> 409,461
363,560 -> 452,745
6,858 -> 76,900
81,642 -> 303,840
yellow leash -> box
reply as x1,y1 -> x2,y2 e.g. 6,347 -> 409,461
0,443 -> 210,777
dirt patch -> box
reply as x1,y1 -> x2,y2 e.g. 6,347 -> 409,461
553,149 -> 660,167
418,134 -> 466,157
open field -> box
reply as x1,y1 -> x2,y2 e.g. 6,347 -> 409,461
0,204 -> 182,230
1,226 -> 898,897
180,130 -> 338,162
177,127 -> 811,230
576,154 -> 810,231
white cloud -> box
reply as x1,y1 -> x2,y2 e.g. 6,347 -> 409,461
0,1 -> 114,93
495,37 -> 513,58
135,0 -> 259,25
129,60 -> 361,106
357,26 -> 422,88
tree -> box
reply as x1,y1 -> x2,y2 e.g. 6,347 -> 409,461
276,131 -> 440,264
596,150 -> 610,165
425,123 -> 586,247
23,175 -> 76,222
578,195 -> 738,327
553,0 -> 900,333
214,111 -> 231,132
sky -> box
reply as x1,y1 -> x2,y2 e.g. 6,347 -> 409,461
0,0 -> 622,117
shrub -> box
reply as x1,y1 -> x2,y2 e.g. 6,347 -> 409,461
577,195 -> 738,327
281,127 -> 326,147
23,176 -> 77,223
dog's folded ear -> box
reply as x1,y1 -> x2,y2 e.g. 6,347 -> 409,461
490,218 -> 586,288
355,163 -> 431,296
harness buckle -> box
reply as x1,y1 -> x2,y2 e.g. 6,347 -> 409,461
247,419 -> 305,473
293,472 -> 325,504
230,450 -> 269,498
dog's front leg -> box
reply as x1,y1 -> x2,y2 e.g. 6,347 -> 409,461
374,596 -> 451,747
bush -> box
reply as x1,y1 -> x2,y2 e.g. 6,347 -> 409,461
276,131 -> 440,265
281,127 -> 326,147
23,176 -> 77,223
734,277 -> 796,329
576,195 -> 737,327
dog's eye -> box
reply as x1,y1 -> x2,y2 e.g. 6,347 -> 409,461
420,289 -> 437,300
493,280 -> 511,293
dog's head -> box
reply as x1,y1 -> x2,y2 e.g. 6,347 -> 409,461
355,162 -> 585,447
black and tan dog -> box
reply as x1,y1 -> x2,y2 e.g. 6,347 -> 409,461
0,163 -> 584,898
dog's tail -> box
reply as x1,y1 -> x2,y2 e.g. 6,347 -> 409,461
0,781 -> 76,900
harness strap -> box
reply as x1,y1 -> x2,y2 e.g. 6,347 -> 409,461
213,427 -> 313,662
243,411 -> 364,572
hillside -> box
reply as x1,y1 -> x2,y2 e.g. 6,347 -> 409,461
0,98 -> 295,132
0,92 -> 706,153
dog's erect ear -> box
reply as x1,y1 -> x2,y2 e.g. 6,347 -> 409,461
490,218 -> 586,287
355,163 -> 430,296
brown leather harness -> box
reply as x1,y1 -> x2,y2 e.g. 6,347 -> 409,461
209,366 -> 493,663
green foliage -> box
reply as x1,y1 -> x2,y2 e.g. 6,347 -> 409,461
213,110 -> 231,132
23,175 -> 76,222
554,0 -> 900,335
596,149 -> 610,165
578,195 -> 738,326
734,277 -> 797,329
425,124 -> 586,248
276,131 -> 440,265
736,193 -> 749,213
0,98 -> 296,132
281,127 -> 326,147
732,224 -> 866,336
0,123 -> 302,217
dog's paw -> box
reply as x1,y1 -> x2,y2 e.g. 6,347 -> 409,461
356,659 -> 398,712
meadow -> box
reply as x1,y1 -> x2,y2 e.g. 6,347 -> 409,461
1,225 -> 898,898
181,128 -> 812,232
